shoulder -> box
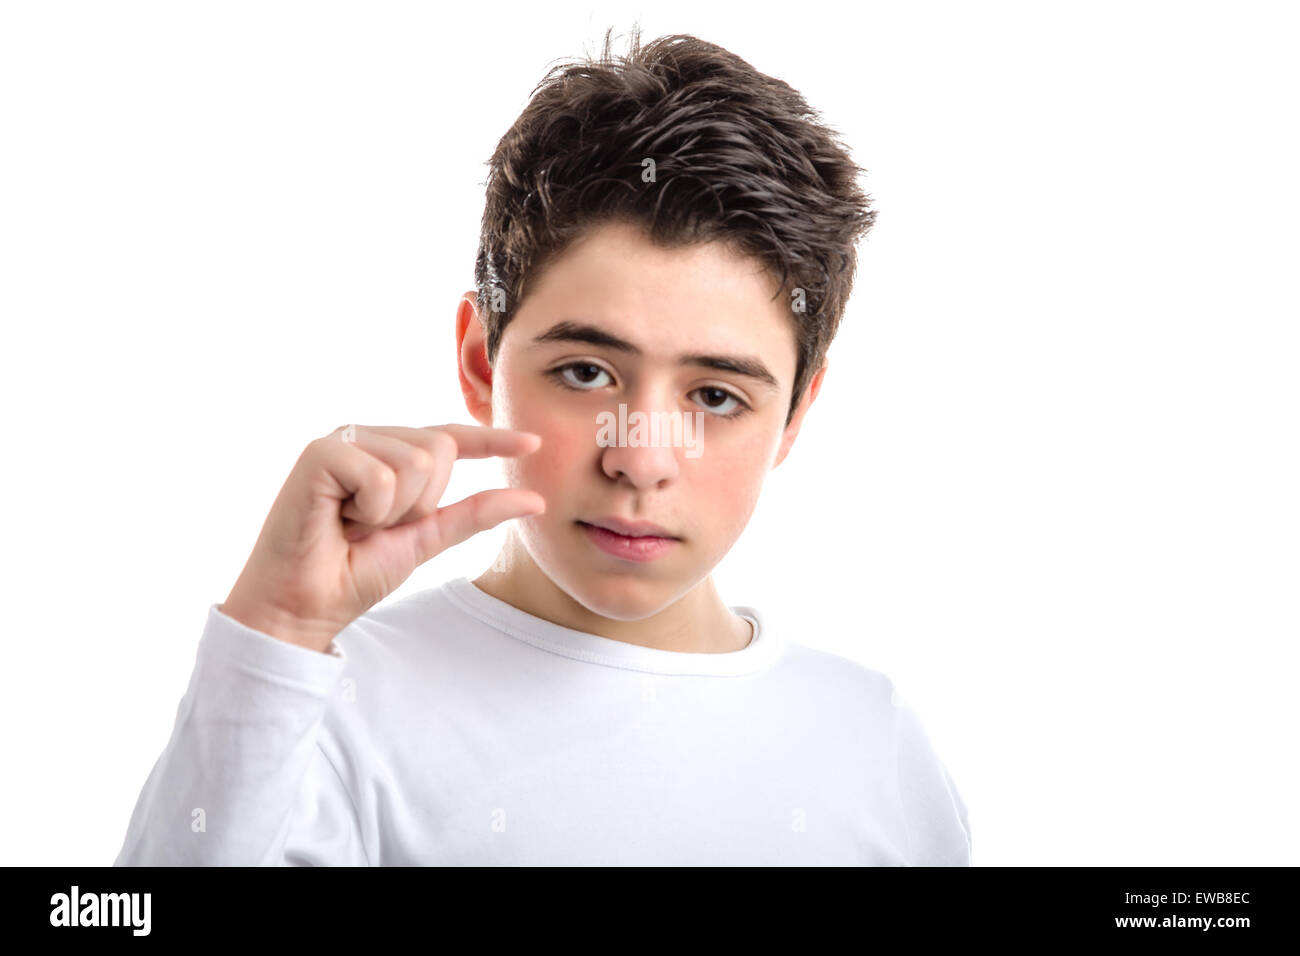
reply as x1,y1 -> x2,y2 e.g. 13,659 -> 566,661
775,641 -> 971,865
313,582 -> 471,754
331,581 -> 469,661
888,691 -> 972,866
316,583 -> 498,715
773,639 -> 905,716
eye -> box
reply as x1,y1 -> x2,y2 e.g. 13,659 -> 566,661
692,386 -> 750,420
547,362 -> 752,420
549,362 -> 612,390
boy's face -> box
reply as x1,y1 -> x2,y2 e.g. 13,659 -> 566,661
458,219 -> 825,620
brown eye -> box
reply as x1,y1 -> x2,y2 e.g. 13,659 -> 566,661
692,386 -> 749,419
550,362 -> 612,390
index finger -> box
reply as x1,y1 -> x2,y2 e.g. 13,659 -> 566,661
422,423 -> 542,459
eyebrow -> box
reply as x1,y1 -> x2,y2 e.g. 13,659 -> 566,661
528,321 -> 781,392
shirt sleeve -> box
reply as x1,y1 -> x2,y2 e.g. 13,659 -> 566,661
113,603 -> 368,866
892,694 -> 973,866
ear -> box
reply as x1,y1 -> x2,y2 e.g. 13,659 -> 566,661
456,292 -> 494,427
772,361 -> 827,469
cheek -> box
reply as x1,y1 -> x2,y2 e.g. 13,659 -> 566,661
493,370 -> 585,486
687,432 -> 769,528
500,412 -> 593,492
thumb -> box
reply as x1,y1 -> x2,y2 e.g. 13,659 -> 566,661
403,488 -> 546,565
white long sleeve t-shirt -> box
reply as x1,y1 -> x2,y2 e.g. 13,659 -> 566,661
114,576 -> 971,866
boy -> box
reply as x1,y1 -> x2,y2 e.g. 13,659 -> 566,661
114,29 -> 971,866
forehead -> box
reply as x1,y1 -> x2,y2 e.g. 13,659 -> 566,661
506,220 -> 797,373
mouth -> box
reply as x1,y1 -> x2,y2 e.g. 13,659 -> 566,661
577,517 -> 681,540
576,520 -> 681,562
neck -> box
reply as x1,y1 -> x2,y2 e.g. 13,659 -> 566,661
472,530 -> 753,654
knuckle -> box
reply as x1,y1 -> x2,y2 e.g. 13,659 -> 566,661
429,429 -> 456,458
303,436 -> 328,461
409,446 -> 435,471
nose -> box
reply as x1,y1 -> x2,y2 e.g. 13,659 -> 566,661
597,397 -> 686,489
601,437 -> 681,488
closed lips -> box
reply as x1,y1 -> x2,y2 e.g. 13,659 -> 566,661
578,518 -> 679,539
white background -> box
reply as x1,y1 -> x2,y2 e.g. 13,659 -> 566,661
2,0 -> 1296,866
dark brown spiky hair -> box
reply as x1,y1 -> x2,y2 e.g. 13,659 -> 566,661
474,26 -> 876,427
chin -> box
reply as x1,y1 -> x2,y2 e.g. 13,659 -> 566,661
547,562 -> 669,620
519,518 -> 709,621
548,544 -> 681,622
